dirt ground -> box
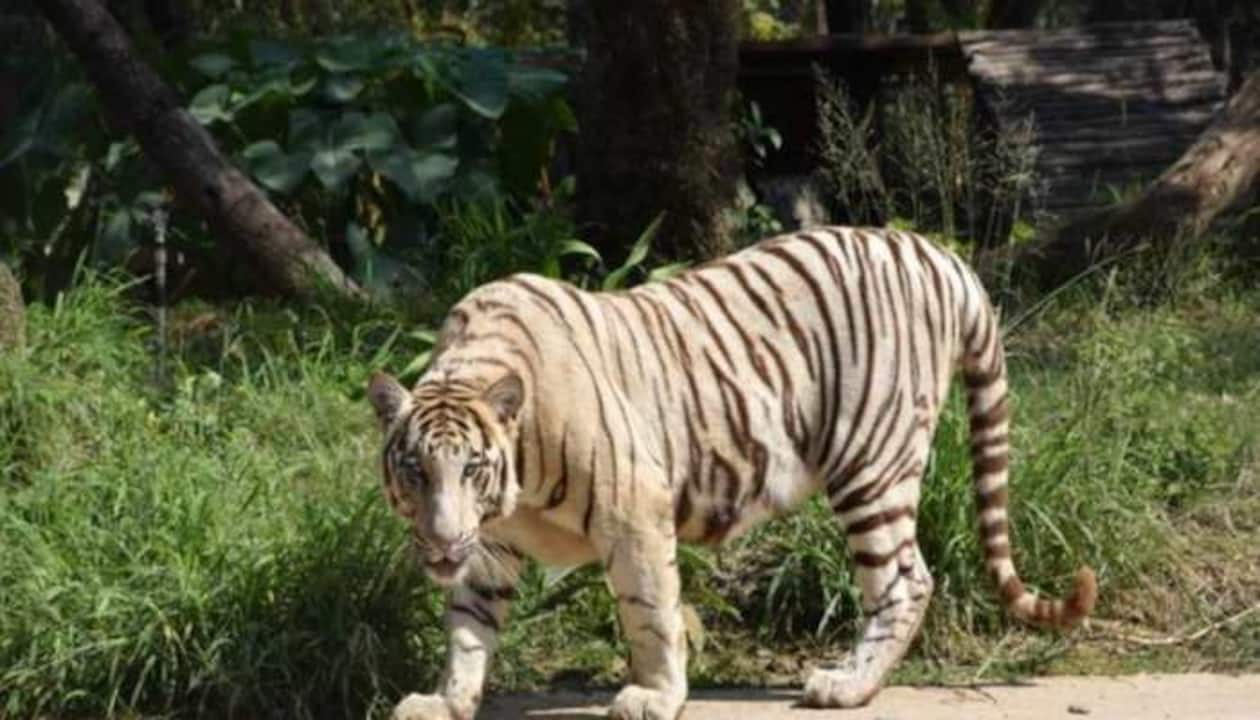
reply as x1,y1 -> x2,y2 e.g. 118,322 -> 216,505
479,674 -> 1260,719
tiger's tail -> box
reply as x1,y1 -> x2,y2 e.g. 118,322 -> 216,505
961,300 -> 1096,629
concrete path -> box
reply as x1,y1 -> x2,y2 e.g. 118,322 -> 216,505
480,674 -> 1260,719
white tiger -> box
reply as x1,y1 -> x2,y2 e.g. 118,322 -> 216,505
367,226 -> 1096,720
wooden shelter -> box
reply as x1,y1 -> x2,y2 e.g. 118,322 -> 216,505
738,19 -> 1229,216
960,20 -> 1228,216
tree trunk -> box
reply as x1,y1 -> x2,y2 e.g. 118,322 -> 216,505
574,0 -> 741,263
985,0 -> 1044,29
1020,69 -> 1260,288
905,0 -> 930,33
825,0 -> 867,34
38,0 -> 363,301
0,261 -> 25,350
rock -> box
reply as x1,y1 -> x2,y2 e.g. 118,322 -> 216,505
0,261 -> 24,350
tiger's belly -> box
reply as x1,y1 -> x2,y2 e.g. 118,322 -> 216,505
675,449 -> 820,546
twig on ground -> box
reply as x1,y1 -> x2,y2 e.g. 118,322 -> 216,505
1092,604 -> 1260,647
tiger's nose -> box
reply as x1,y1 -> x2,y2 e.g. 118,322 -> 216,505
434,536 -> 473,563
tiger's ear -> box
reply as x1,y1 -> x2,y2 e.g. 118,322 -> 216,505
483,372 -> 524,424
367,372 -> 411,429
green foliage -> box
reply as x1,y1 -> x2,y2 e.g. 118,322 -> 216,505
190,0 -> 571,47
0,33 -> 575,301
175,33 -> 574,294
417,193 -> 587,310
422,202 -> 682,311
732,99 -> 785,244
0,51 -> 123,300
737,101 -> 783,170
0,278 -> 442,717
741,0 -> 801,41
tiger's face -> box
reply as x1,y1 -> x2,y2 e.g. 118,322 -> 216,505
367,371 -> 524,586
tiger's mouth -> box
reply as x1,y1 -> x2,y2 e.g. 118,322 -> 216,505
425,557 -> 467,585
415,535 -> 477,586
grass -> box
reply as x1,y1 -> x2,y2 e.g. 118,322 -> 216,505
0,280 -> 444,717
1,271 -> 1258,718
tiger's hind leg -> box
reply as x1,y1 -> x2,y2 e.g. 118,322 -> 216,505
803,470 -> 934,708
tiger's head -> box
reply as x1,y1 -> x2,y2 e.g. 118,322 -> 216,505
367,370 -> 524,586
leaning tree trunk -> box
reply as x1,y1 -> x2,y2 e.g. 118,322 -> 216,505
1021,69 -> 1260,288
574,0 -> 741,263
38,0 -> 363,301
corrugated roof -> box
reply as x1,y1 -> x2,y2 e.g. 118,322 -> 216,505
960,20 -> 1228,216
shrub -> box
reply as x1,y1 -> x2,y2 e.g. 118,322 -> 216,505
0,32 -> 576,302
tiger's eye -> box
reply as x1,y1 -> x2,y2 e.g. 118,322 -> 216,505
462,462 -> 480,479
400,456 -> 425,485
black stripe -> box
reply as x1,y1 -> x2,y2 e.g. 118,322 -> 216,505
597,300 -> 634,392
468,582 -> 518,602
853,538 -> 915,568
641,292 -> 685,368
507,277 -> 571,330
546,427 -> 569,509
970,432 -> 1008,453
719,261 -> 780,327
825,238 -> 879,478
908,237 -> 943,397
645,292 -> 706,429
945,254 -> 975,346
797,233 -> 851,467
750,260 -> 817,380
694,273 -> 773,388
666,279 -> 736,369
626,293 -> 677,396
582,444 -> 597,535
607,299 -> 648,385
560,285 -> 610,365
619,595 -> 658,610
530,410 -> 546,491
761,338 -> 807,456
846,505 -> 915,535
490,312 -> 543,368
832,233 -> 862,365
970,395 -> 1010,433
450,602 -> 499,631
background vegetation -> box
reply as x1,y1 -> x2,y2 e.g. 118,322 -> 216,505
2,1 -> 1259,718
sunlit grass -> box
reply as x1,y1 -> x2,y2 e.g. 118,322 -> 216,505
1,275 -> 1257,717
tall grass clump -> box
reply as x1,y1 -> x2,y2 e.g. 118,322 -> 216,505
813,67 -> 1043,253
414,195 -> 585,312
0,276 -> 446,718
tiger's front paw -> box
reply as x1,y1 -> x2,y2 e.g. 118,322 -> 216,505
608,685 -> 684,720
800,665 -> 880,709
392,693 -> 465,720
